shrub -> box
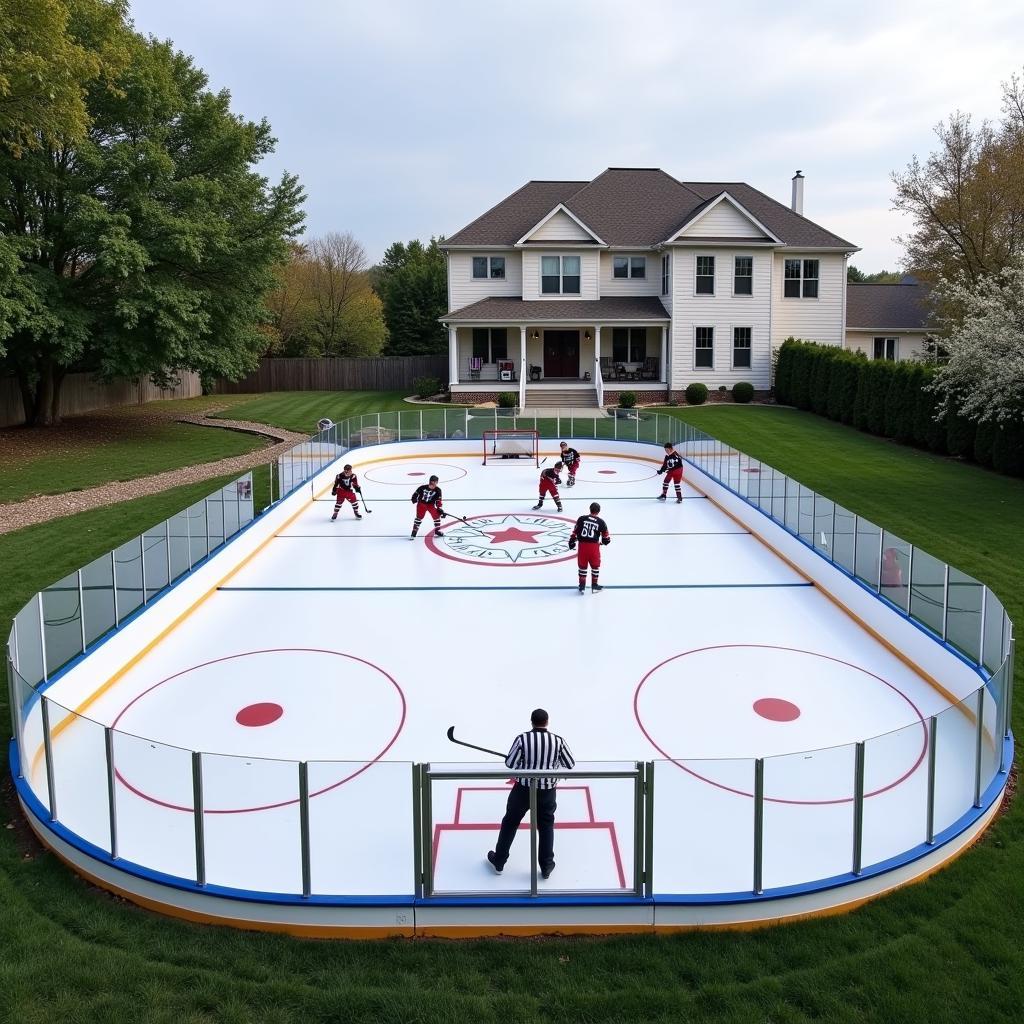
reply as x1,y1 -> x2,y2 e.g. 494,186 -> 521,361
774,337 -> 800,404
852,360 -> 872,431
732,381 -> 754,404
789,343 -> 813,410
617,391 -> 637,409
992,420 -> 1024,477
974,419 -> 996,467
809,347 -> 831,416
911,368 -> 946,453
946,404 -> 976,459
685,382 -> 708,405
496,392 -> 517,408
866,360 -> 894,435
413,376 -> 442,400
885,363 -> 915,442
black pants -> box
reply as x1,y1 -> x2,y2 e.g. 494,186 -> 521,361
491,783 -> 556,870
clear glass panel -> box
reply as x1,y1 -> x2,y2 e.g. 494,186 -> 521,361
42,571 -> 83,676
201,752 -> 301,894
13,599 -> 44,688
740,458 -> 761,502
784,479 -> 800,533
206,496 -> 225,552
931,697 -> 976,837
909,548 -> 945,636
142,528 -> 168,601
946,568 -> 984,662
880,530 -> 911,612
220,482 -> 240,540
637,412 -> 659,445
113,536 -> 144,622
48,706 -> 111,852
832,504 -> 856,573
308,760 -> 414,896
797,485 -> 815,545
379,412 -> 400,443
167,511 -> 191,582
755,466 -> 778,514
15,670 -> 45,802
982,590 -> 1005,674
813,495 -> 835,559
770,473 -> 788,523
111,730 -> 197,880
80,552 -> 116,648
861,718 -> 929,868
186,500 -> 209,566
979,674 -> 1001,794
420,408 -> 447,439
762,743 -> 856,889
652,758 -> 754,895
854,518 -> 882,589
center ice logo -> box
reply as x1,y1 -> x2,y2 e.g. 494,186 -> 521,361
427,513 -> 575,566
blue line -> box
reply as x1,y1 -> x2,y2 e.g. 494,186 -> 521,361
217,583 -> 814,593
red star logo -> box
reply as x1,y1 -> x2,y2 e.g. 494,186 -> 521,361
484,527 -> 544,545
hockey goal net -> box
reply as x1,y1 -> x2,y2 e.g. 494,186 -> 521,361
482,429 -> 540,466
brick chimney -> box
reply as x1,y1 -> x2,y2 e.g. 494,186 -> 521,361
791,170 -> 805,216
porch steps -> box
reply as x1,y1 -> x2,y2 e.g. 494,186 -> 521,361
525,388 -> 599,409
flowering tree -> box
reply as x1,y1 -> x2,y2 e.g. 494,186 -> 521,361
929,253 -> 1024,424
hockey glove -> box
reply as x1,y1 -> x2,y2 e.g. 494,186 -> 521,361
656,468 -> 664,475
568,538 -> 577,550
602,537 -> 611,546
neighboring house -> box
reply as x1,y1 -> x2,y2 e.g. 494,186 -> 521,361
845,280 -> 937,362
440,167 -> 858,406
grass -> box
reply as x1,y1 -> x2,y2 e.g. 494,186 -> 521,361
1,402 -> 1023,1023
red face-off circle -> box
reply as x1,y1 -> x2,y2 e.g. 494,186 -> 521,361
235,702 -> 284,727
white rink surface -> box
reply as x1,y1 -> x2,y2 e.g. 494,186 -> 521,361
24,445 -> 988,900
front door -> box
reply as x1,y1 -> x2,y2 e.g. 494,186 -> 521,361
543,330 -> 580,378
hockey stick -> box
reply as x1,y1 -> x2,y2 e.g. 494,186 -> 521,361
540,457 -> 548,466
446,726 -> 504,759
359,491 -> 373,513
441,510 -> 489,537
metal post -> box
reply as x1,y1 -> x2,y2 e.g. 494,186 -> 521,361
419,409 -> 423,440
220,490 -> 227,547
105,726 -> 118,858
905,545 -> 914,614
41,698 -> 57,820
78,569 -> 87,653
165,520 -> 172,584
204,498 -> 211,557
192,751 -> 205,885
925,716 -> 938,843
1006,638 -> 1015,740
757,458 -> 763,508
851,514 -> 859,577
139,535 -> 147,604
529,783 -> 538,897
876,530 -> 884,594
998,664 -> 1009,774
973,688 -> 985,808
411,763 -> 423,898
7,657 -> 23,776
423,768 -> 434,897
185,506 -> 193,570
632,762 -> 643,894
111,551 -> 120,626
644,761 -> 655,898
37,592 -> 48,682
852,742 -> 865,875
298,761 -> 312,898
977,587 -> 988,667
443,408 -> 447,439
829,504 -> 836,562
941,564 -> 950,640
753,758 -> 764,895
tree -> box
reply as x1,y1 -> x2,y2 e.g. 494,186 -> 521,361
375,238 -> 448,356
262,243 -> 315,355
847,265 -> 903,283
925,252 -> 1024,426
0,23 -> 305,425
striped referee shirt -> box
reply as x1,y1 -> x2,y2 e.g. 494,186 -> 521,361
505,728 -> 575,789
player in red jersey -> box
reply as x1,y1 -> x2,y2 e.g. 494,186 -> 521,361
568,501 -> 611,593
656,442 -> 685,503
533,461 -> 564,512
410,475 -> 444,539
558,442 -> 580,486
331,465 -> 363,520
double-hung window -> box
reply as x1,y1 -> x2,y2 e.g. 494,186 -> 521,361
472,327 -> 508,363
661,254 -> 670,295
613,256 -> 646,279
873,337 -> 898,361
611,328 -> 647,364
733,256 -> 753,295
472,256 -> 506,280
695,255 -> 715,295
732,327 -> 752,368
541,255 -> 581,294
783,258 -> 819,298
695,327 -> 714,368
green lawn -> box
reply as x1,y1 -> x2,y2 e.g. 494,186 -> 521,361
1,403 -> 1022,1024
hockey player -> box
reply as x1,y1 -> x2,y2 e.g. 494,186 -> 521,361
411,475 -> 445,539
568,502 -> 611,593
656,442 -> 685,503
331,465 -> 363,520
533,462 -> 564,512
558,442 -> 581,486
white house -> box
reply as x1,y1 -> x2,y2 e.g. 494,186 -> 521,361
845,280 -> 937,362
441,168 -> 859,406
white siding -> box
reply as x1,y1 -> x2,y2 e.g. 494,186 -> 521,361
845,331 -> 931,361
448,251 -> 522,311
676,200 -> 767,239
599,252 -> 660,296
668,249 -> 773,390
525,209 -> 595,242
521,250 -> 600,300
771,252 -> 845,349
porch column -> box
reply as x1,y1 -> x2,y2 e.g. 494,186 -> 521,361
519,325 -> 527,407
594,325 -> 603,406
660,325 -> 668,385
448,326 -> 458,386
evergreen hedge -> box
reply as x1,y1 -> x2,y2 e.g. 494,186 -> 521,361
772,339 -> 1023,478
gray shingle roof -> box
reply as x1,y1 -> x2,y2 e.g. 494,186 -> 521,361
846,283 -> 934,331
444,169 -> 856,249
442,296 -> 670,322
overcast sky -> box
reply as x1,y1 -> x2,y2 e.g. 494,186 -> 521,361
128,0 -> 1024,272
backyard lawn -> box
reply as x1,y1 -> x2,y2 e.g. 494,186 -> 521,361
1,400 -> 1022,1024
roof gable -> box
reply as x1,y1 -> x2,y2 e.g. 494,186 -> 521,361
667,192 -> 781,244
516,204 -> 605,245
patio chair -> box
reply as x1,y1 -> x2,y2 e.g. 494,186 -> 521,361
599,356 -> 614,381
469,357 -> 482,380
615,364 -> 628,380
639,356 -> 658,380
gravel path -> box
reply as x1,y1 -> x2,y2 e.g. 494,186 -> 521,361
0,412 -> 308,536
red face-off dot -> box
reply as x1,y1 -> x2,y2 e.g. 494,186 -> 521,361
753,698 -> 801,722
235,702 -> 284,727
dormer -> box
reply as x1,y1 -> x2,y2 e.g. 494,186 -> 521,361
516,204 -> 606,247
664,192 -> 781,246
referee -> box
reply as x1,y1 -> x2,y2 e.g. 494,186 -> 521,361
487,709 -> 575,880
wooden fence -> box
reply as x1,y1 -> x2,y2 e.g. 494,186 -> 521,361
214,355 -> 449,394
0,372 -> 202,428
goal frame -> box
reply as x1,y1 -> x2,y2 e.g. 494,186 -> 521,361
482,428 -> 540,467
